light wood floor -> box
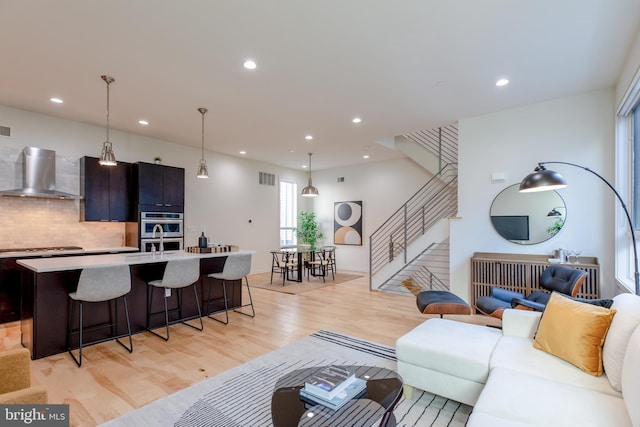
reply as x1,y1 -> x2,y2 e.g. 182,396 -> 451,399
0,272 -> 498,426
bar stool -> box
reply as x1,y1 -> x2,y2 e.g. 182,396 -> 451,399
67,265 -> 133,367
207,253 -> 254,324
146,258 -> 203,340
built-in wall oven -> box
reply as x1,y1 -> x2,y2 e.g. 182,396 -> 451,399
139,212 -> 184,252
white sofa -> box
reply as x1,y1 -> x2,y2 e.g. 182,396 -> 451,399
396,293 -> 640,427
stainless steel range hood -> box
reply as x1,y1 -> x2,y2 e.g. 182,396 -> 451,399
0,147 -> 82,199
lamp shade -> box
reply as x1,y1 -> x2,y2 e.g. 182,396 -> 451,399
99,141 -> 117,166
196,107 -> 209,178
301,178 -> 319,197
301,152 -> 319,197
98,75 -> 117,166
196,159 -> 208,178
519,166 -> 567,193
547,208 -> 563,217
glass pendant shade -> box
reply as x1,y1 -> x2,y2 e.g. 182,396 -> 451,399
197,107 -> 209,178
98,75 -> 117,166
301,152 -> 319,197
99,141 -> 117,166
197,159 -> 208,178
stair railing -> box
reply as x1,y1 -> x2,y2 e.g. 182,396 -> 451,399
369,163 -> 458,288
402,122 -> 458,168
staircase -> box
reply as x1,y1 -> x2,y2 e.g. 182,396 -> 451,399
379,239 -> 450,295
370,123 -> 458,292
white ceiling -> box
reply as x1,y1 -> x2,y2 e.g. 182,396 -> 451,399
1,1 -> 639,171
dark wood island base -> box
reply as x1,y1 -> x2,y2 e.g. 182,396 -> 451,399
19,252 -> 251,359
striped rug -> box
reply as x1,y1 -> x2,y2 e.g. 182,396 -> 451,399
100,330 -> 470,427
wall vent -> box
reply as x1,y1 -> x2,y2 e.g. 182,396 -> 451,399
337,177 -> 345,182
259,171 -> 276,186
0,126 -> 10,137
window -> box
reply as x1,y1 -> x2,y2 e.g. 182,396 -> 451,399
280,179 -> 297,246
616,74 -> 640,292
633,106 -> 640,228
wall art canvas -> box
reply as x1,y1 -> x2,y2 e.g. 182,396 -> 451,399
334,201 -> 363,245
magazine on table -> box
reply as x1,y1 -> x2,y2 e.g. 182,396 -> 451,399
304,365 -> 357,400
300,377 -> 367,411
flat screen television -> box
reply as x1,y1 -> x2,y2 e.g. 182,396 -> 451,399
490,215 -> 530,241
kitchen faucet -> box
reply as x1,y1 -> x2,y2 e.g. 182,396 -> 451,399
152,224 -> 164,254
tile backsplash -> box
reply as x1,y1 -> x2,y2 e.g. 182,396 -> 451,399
0,197 -> 126,249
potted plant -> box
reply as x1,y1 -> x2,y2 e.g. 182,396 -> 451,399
154,156 -> 162,164
546,217 -> 565,237
295,211 -> 324,250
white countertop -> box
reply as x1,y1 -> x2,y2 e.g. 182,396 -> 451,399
0,246 -> 139,259
17,249 -> 254,273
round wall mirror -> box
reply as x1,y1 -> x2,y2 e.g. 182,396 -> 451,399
490,184 -> 566,245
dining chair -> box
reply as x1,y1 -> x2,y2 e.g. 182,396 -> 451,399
306,249 -> 329,282
321,245 -> 336,280
270,250 -> 288,285
146,258 -> 204,340
67,264 -> 133,367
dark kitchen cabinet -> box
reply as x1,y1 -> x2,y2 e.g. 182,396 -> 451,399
0,259 -> 20,323
136,162 -> 184,209
80,157 -> 134,222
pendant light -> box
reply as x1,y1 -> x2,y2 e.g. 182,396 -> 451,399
301,152 -> 319,197
98,75 -> 117,166
196,107 -> 209,178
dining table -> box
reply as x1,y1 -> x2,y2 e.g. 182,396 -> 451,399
280,246 -> 313,282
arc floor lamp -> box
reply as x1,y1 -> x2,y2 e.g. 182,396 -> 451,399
520,161 -> 639,296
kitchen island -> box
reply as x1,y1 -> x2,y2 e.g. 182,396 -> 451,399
0,247 -> 139,324
18,250 -> 254,359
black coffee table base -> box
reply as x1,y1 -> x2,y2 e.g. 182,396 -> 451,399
271,365 -> 402,427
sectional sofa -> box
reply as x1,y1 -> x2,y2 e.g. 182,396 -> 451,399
396,292 -> 640,426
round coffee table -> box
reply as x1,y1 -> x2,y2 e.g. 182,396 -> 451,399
271,365 -> 403,427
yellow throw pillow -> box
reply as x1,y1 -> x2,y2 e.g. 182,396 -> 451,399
533,292 -> 616,376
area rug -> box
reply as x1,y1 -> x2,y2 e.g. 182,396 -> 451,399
248,272 -> 363,295
100,330 -> 471,427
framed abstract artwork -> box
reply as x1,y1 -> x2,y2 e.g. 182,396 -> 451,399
334,201 -> 363,245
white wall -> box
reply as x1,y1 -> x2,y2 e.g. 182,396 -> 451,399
616,27 -> 640,110
451,89 -> 616,300
309,158 -> 432,273
0,105 -> 308,272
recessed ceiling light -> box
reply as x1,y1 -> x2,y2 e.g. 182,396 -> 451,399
305,135 -> 313,140
289,149 -> 295,153
243,60 -> 257,70
363,154 -> 370,159
302,164 -> 307,168
239,150 -> 246,155
496,78 -> 509,87
352,117 -> 362,123
50,97 -> 63,104
138,120 -> 149,125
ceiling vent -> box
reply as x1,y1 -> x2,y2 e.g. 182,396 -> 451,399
337,177 -> 345,182
0,126 -> 10,137
259,171 -> 275,186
